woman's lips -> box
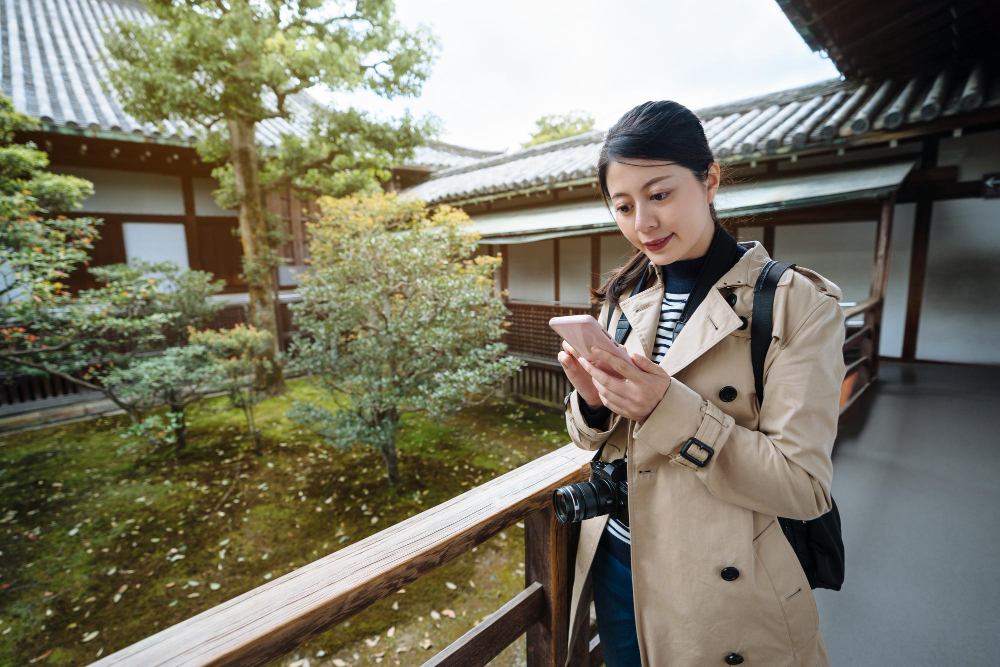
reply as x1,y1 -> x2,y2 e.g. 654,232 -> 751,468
644,234 -> 673,250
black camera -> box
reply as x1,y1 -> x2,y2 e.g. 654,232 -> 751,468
552,457 -> 629,525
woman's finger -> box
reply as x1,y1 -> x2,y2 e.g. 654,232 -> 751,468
562,340 -> 581,359
580,356 -> 623,391
589,347 -> 637,380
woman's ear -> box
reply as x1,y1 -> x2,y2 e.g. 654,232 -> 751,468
706,160 -> 721,204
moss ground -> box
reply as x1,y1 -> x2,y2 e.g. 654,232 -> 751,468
0,376 -> 571,666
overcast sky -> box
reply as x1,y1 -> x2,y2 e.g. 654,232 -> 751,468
317,0 -> 842,154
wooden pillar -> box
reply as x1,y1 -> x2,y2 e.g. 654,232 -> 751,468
553,238 -> 560,302
180,175 -> 201,270
500,244 -> 509,302
868,193 -> 896,379
902,137 -> 938,361
762,225 -> 775,258
524,507 -> 572,667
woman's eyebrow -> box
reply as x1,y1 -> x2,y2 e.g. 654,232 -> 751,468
611,174 -> 674,199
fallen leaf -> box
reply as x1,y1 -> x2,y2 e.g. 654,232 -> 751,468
445,581 -> 457,590
82,631 -> 99,643
386,626 -> 395,638
441,609 -> 456,618
430,610 -> 440,620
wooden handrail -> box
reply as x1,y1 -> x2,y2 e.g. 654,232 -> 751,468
843,297 -> 880,320
92,445 -> 593,667
422,582 -> 546,667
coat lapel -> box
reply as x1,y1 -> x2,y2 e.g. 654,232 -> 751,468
616,242 -> 767,379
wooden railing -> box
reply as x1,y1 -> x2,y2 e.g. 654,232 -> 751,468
93,321 -> 874,666
93,444 -> 597,667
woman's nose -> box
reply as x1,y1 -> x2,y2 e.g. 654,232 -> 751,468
633,204 -> 657,234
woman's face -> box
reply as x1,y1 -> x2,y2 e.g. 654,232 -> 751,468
606,159 -> 720,265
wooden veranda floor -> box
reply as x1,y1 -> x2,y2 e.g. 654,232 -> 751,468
819,360 -> 999,665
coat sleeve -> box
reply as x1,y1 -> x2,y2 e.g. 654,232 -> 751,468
565,300 -> 625,451
630,292 -> 846,520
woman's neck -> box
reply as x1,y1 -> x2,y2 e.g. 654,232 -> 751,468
659,253 -> 707,294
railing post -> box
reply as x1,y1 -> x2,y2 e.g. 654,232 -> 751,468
524,506 -> 572,667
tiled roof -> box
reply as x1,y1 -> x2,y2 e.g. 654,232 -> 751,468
402,140 -> 504,170
403,65 -> 1000,204
0,0 -> 326,146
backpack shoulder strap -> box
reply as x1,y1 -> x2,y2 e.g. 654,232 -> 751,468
751,260 -> 795,406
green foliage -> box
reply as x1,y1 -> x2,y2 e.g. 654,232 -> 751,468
0,95 -> 103,362
102,0 -> 442,208
189,324 -> 275,452
521,110 -> 596,148
286,191 -> 525,473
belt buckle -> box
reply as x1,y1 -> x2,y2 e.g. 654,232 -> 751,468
679,437 -> 714,467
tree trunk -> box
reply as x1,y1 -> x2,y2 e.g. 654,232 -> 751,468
170,402 -> 187,451
379,439 -> 401,485
229,118 -> 286,396
378,414 -> 402,485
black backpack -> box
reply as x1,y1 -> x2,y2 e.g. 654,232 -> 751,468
752,260 -> 845,592
591,256 -> 846,591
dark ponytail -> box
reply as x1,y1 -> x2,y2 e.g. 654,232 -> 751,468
592,101 -> 729,311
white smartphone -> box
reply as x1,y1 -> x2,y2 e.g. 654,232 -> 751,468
549,314 -> 640,377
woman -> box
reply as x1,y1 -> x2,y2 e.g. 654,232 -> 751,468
556,100 -> 845,667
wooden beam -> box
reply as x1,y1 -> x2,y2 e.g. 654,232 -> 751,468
763,225 -> 776,257
590,235 -> 600,291
525,507 -> 571,667
553,238 -> 560,302
871,194 -> 896,302
500,244 -> 509,301
93,445 -> 594,667
180,175 -> 201,271
423,583 -> 545,667
902,191 -> 933,360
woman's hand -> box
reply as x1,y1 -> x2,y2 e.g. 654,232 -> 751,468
557,340 -> 612,409
577,347 -> 672,425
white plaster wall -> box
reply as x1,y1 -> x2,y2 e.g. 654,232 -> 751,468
558,236 -> 592,306
507,240 -> 554,302
49,165 -> 185,215
916,198 -> 1000,364
193,177 -> 236,216
770,210 -> 915,360
599,233 -> 636,282
937,128 -> 1000,181
122,223 -> 189,269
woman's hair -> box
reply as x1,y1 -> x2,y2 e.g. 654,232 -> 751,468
592,100 -> 729,310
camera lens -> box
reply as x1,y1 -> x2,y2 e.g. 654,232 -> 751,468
552,480 -> 610,524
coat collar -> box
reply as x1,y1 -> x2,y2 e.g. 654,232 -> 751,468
614,240 -> 777,378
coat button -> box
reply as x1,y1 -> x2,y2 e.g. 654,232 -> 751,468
719,386 -> 738,402
721,566 -> 740,581
726,293 -> 738,307
725,654 -> 744,665
738,316 -> 748,331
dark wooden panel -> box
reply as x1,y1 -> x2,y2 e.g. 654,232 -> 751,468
525,507 -> 572,667
198,221 -> 246,288
423,583 -> 545,667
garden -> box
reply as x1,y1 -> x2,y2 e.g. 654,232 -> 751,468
0,381 -> 569,666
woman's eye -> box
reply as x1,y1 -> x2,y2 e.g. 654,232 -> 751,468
616,204 -> 631,214
651,191 -> 670,201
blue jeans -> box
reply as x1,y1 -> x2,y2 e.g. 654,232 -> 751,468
592,529 -> 642,667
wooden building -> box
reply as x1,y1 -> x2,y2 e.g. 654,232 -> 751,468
400,4 -> 1000,408
0,0 -> 497,415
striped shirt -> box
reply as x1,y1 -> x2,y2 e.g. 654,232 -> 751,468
603,289 -> 690,557
579,244 -> 750,570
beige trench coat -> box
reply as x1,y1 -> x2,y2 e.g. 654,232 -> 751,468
563,241 -> 845,667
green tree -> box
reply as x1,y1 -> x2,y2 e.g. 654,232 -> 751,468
0,96 -> 105,367
521,110 -> 596,148
286,192 -> 524,485
102,0 -> 442,396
